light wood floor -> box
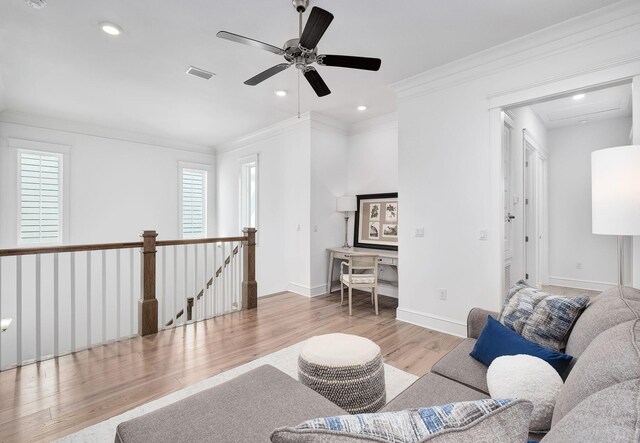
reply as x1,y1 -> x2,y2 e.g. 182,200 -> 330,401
0,291 -> 462,442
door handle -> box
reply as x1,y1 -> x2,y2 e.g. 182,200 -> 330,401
506,213 -> 516,222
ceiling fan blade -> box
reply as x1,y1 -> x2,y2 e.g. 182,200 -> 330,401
217,31 -> 284,55
244,63 -> 291,86
303,67 -> 331,97
317,55 -> 382,71
299,7 -> 334,51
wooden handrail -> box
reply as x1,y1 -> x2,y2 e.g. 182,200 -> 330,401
0,241 -> 144,257
156,236 -> 246,247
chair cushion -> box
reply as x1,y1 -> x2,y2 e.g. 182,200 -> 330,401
341,274 -> 376,285
380,373 -> 489,412
469,316 -> 573,375
500,281 -> 589,351
431,339 -> 490,394
541,379 -> 640,443
552,319 -> 640,426
271,399 -> 533,443
115,365 -> 346,443
565,286 -> 640,358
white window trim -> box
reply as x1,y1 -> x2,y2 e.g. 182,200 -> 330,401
10,138 -> 71,246
178,161 -> 212,239
239,154 -> 258,237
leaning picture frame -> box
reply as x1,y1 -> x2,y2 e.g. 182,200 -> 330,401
353,192 -> 398,250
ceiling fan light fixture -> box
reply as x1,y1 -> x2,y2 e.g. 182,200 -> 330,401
274,89 -> 288,97
100,22 -> 123,36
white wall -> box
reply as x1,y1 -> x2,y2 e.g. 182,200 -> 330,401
548,117 -> 632,289
393,2 -> 640,336
0,113 -> 214,247
216,115 -> 314,297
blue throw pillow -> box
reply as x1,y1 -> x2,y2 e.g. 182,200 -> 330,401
470,316 -> 573,374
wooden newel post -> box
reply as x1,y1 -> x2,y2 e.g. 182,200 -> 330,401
139,230 -> 158,336
242,227 -> 257,310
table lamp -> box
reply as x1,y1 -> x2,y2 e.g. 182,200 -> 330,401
592,145 -> 640,286
336,196 -> 357,248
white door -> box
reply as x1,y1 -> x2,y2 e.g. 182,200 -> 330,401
502,121 -> 515,293
524,143 -> 538,287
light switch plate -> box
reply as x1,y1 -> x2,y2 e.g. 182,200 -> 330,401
415,228 -> 425,237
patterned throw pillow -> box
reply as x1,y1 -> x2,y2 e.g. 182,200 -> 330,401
271,399 -> 533,443
499,281 -> 589,351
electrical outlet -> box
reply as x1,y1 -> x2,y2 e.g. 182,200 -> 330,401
479,230 -> 488,241
439,289 -> 447,300
415,228 -> 425,237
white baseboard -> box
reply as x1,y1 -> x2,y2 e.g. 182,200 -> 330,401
287,282 -> 327,297
396,308 -> 466,338
547,276 -> 615,292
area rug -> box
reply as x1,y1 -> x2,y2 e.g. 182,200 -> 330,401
56,340 -> 418,442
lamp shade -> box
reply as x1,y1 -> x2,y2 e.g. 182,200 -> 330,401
336,196 -> 357,212
592,145 -> 640,235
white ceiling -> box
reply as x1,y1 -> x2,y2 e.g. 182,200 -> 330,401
0,0 -> 624,147
530,83 -> 632,129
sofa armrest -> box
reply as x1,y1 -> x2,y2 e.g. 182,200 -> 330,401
467,308 -> 500,339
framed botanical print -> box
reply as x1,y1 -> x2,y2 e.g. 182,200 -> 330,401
353,192 -> 398,250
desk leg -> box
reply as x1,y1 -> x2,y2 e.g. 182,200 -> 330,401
327,251 -> 335,294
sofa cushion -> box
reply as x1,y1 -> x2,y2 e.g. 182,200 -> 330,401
469,316 -> 573,375
114,365 -> 346,443
552,319 -> 640,426
380,373 -> 489,412
271,399 -> 533,443
500,281 -> 589,351
431,339 -> 489,394
540,379 -> 640,443
565,286 -> 640,358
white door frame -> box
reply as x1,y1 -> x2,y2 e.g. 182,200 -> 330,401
489,66 -> 640,307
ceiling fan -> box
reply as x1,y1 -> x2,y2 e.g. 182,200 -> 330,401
216,0 -> 382,98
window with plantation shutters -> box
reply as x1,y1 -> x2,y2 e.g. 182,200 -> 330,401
181,168 -> 207,239
19,151 -> 62,244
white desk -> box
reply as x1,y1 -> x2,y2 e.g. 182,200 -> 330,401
327,246 -> 398,293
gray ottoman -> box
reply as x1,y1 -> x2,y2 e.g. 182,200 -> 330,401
298,333 -> 386,414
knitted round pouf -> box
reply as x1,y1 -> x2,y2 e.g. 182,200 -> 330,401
298,333 -> 385,414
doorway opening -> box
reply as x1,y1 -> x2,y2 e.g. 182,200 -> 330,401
500,81 -> 633,295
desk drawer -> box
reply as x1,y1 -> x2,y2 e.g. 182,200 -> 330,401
377,257 -> 396,266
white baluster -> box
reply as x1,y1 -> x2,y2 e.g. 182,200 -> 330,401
36,254 -> 41,361
54,253 -> 59,357
116,249 -> 121,340
130,248 -> 134,336
184,245 -> 188,325
194,244 -> 198,322
71,252 -> 76,352
204,243 -> 208,320
222,242 -> 227,314
87,251 -> 92,348
173,245 -> 177,327
213,244 -> 218,317
162,247 -> 166,330
16,256 -> 22,366
0,257 -> 2,369
102,250 -> 106,344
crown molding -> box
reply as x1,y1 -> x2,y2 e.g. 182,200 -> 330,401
215,112 -> 312,154
0,110 -> 214,155
391,0 -> 640,101
348,112 -> 398,136
309,112 -> 350,135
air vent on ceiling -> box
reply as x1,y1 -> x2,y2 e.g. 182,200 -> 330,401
186,66 -> 215,80
25,0 -> 46,8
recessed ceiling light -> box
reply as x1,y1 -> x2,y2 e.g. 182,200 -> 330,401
572,93 -> 586,101
357,105 -> 367,111
579,120 -> 589,124
274,90 -> 288,97
100,22 -> 123,36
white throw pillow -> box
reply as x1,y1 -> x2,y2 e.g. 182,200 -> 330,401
487,354 -> 563,433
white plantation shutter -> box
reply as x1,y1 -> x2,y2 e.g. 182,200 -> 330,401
181,169 -> 206,238
20,151 -> 62,244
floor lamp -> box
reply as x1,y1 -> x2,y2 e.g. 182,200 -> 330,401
336,196 -> 357,248
592,145 -> 640,287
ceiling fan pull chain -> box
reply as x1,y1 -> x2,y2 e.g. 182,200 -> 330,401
297,70 -> 301,119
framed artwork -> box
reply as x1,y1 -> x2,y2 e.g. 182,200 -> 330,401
353,192 -> 398,250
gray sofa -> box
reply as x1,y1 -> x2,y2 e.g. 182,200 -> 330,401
116,286 -> 640,443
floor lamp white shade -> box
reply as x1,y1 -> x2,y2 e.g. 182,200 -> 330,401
592,146 -> 640,235
592,145 -> 640,286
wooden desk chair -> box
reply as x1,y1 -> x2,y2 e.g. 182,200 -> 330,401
340,255 -> 379,316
